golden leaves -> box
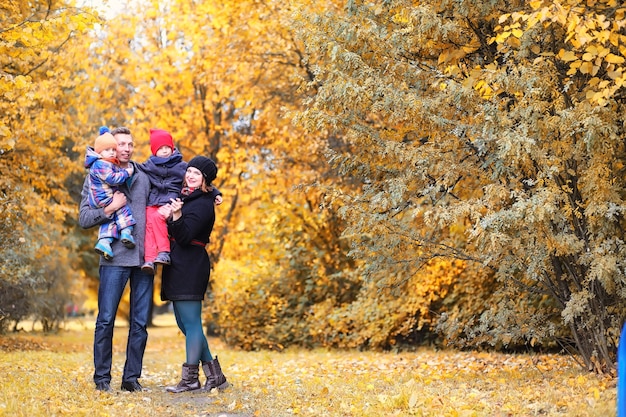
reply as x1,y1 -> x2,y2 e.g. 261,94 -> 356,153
438,39 -> 481,66
493,2 -> 626,106
560,50 -> 579,62
0,321 -> 617,416
605,53 -> 625,64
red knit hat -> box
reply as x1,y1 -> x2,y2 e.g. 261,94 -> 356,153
150,129 -> 174,156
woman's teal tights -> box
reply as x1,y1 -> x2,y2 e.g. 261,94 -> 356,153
172,300 -> 213,365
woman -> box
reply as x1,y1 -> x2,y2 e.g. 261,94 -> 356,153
159,155 -> 229,393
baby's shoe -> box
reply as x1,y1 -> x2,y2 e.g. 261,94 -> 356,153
154,251 -> 171,265
95,239 -> 114,260
120,228 -> 136,249
141,262 -> 155,275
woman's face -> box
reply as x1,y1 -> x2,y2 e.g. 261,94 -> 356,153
185,166 -> 204,188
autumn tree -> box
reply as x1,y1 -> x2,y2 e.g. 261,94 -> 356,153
0,0 -> 98,331
67,0 -> 519,353
292,0 -> 626,371
24,0 -> 622,371
61,0 -> 362,342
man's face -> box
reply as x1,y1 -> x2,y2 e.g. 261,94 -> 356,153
114,133 -> 134,165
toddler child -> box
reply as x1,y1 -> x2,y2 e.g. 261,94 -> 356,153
84,126 -> 136,259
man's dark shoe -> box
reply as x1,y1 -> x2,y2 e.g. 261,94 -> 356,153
95,381 -> 112,392
121,381 -> 143,392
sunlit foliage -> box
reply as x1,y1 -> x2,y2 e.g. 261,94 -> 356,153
0,0 -> 97,330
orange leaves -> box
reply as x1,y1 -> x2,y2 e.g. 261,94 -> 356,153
0,0 -> 97,180
0,1 -> 101,336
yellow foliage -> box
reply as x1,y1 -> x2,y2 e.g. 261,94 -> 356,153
0,0 -> 99,328
494,0 -> 626,105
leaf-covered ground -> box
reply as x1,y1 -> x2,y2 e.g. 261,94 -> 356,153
0,314 -> 617,417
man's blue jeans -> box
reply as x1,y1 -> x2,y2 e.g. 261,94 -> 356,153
93,265 -> 153,385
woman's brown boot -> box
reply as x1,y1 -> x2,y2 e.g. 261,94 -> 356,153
201,356 -> 230,391
166,363 -> 201,393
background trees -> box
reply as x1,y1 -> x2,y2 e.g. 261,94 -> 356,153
0,0 -> 97,331
291,0 -> 626,371
1,0 -> 625,373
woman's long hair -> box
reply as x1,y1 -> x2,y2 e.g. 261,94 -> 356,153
182,177 -> 214,193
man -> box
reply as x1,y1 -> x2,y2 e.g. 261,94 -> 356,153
79,126 -> 152,392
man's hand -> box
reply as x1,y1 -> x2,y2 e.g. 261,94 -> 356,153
104,191 -> 127,216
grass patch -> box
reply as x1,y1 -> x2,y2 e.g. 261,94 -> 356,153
0,315 -> 616,416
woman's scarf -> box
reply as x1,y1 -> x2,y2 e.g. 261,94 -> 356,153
181,186 -> 197,196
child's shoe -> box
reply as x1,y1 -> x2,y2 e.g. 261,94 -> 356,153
120,227 -> 136,249
95,239 -> 114,260
154,251 -> 171,265
141,262 -> 155,275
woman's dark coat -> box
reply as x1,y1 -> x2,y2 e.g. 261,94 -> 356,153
161,189 -> 216,301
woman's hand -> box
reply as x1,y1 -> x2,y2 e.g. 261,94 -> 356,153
169,198 -> 183,221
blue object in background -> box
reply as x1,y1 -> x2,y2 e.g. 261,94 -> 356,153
617,323 -> 626,417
